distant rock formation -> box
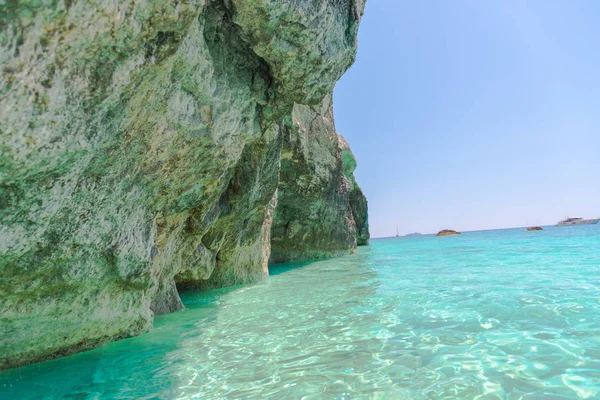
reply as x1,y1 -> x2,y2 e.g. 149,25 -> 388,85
436,229 -> 461,237
405,232 -> 422,237
526,227 -> 543,231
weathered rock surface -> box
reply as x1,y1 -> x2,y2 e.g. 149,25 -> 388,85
0,0 -> 367,368
436,229 -> 461,237
270,95 -> 368,263
340,136 -> 370,246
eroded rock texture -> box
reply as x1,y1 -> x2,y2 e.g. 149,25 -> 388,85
340,135 -> 370,246
270,95 -> 369,263
0,0 -> 367,368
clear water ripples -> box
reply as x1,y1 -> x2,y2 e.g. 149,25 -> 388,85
1,225 -> 599,399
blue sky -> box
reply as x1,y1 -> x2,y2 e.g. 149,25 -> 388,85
334,0 -> 600,238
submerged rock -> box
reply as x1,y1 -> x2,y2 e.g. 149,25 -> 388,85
0,0 -> 367,368
437,230 -> 461,237
526,226 -> 543,231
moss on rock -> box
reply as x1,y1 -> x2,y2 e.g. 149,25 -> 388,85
0,0 -> 368,368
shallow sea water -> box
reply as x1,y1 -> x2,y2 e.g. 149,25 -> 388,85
2,225 -> 600,399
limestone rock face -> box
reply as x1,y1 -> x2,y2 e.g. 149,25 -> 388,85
270,95 -> 368,263
339,136 -> 370,246
0,0 -> 367,368
229,0 -> 366,108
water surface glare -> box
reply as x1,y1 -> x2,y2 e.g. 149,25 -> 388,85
2,226 -> 600,399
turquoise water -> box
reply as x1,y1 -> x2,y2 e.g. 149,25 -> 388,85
2,225 -> 600,399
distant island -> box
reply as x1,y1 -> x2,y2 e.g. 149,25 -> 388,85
526,226 -> 543,231
405,232 -> 422,237
437,229 -> 461,237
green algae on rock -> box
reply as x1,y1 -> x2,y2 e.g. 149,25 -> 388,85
270,95 -> 369,263
340,135 -> 370,246
0,0 -> 368,368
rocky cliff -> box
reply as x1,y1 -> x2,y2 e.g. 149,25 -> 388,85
270,95 -> 369,263
0,0 -> 368,369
